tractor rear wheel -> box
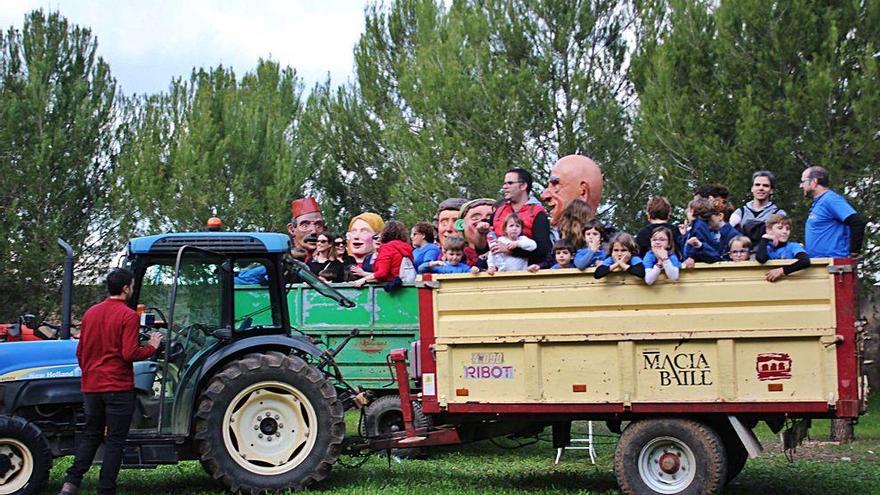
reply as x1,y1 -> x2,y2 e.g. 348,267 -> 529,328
194,352 -> 344,494
614,418 -> 726,495
0,415 -> 51,495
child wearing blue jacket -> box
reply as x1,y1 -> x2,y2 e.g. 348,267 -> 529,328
420,235 -> 472,274
643,227 -> 681,285
411,221 -> 441,267
755,214 -> 811,282
574,219 -> 605,270
550,239 -> 575,269
594,233 -> 645,279
683,198 -> 722,264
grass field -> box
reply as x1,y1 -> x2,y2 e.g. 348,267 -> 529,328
45,394 -> 880,494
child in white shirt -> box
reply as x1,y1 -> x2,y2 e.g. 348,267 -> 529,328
487,213 -> 537,275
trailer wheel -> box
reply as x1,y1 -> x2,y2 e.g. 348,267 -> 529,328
364,394 -> 432,459
614,419 -> 726,495
0,415 -> 52,495
194,352 -> 344,494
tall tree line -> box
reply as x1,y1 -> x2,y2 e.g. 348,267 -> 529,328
1,1 -> 878,319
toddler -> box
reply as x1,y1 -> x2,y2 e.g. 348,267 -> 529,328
486,213 -> 537,274
726,236 -> 752,262
643,227 -> 681,285
594,233 -> 645,279
755,214 -> 811,282
420,235 -> 472,274
574,220 -> 605,270
551,239 -> 575,269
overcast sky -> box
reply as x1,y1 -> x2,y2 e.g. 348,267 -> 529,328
0,0 -> 367,95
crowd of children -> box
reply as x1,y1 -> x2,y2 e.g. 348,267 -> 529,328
309,171 -> 841,288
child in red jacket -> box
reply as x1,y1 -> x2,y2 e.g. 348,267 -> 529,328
352,220 -> 413,286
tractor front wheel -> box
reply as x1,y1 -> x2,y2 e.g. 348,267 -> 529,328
194,352 -> 344,494
0,415 -> 51,495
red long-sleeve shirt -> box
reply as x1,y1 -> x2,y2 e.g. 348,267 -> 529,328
77,298 -> 155,393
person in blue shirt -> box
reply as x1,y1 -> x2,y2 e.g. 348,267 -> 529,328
800,166 -> 867,259
755,214 -> 811,282
594,233 -> 645,279
682,198 -> 722,264
709,199 -> 739,259
421,236 -> 472,274
643,227 -> 681,285
410,221 -> 441,267
550,239 -> 575,269
574,219 -> 605,270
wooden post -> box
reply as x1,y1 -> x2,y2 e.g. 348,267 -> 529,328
830,419 -> 854,443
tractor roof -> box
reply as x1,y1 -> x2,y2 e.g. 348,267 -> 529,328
129,232 -> 291,255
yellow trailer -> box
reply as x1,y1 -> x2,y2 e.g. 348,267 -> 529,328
370,258 -> 866,495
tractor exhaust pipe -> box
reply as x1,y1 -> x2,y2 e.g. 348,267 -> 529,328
57,238 -> 74,340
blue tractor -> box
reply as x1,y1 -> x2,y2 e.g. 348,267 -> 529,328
0,232 -> 362,494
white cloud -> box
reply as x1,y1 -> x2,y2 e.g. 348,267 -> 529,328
0,0 -> 367,95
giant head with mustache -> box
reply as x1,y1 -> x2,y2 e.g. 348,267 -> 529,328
540,155 -> 603,227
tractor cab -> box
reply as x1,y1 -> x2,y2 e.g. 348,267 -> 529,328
124,230 -> 355,437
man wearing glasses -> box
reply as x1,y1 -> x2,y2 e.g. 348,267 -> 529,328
799,166 -> 867,259
490,167 -> 552,266
286,197 -> 326,258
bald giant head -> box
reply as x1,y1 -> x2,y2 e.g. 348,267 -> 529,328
540,154 -> 603,226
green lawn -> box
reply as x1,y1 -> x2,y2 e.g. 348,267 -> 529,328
46,395 -> 880,494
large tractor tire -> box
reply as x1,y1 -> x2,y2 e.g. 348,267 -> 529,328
364,394 -> 432,460
194,352 -> 345,494
614,418 -> 727,495
0,415 -> 52,495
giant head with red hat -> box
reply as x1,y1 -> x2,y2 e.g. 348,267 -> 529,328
287,197 -> 325,251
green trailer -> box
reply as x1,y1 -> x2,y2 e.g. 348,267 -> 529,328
235,283 -> 420,392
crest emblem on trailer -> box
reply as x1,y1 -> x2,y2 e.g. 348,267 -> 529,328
756,353 -> 792,381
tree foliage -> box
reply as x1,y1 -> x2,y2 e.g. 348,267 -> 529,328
2,1 -> 880,324
0,10 -> 118,320
115,60 -> 309,234
305,0 -> 640,228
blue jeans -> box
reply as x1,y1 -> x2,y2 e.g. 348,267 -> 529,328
64,390 -> 135,494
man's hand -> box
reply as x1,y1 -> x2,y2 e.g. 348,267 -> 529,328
765,267 -> 785,282
148,331 -> 163,349
491,241 -> 514,255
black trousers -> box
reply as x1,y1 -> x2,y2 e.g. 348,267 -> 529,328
64,390 -> 135,494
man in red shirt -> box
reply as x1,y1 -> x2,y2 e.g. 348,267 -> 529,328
60,268 -> 162,495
